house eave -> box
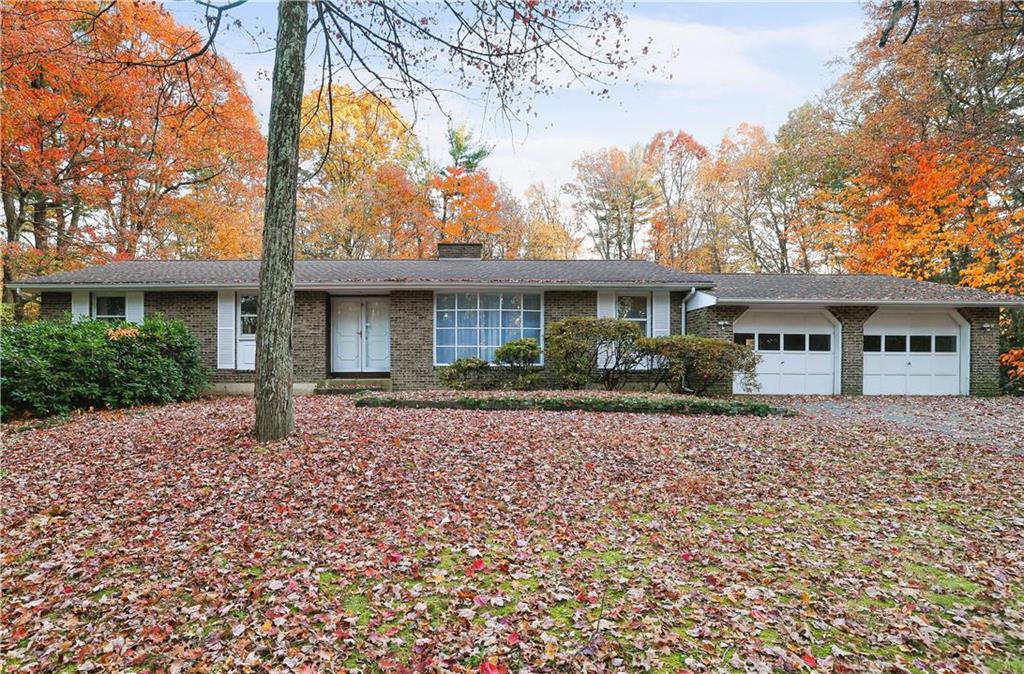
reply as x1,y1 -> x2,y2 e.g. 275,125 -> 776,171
711,297 -> 1022,308
14,280 -> 715,292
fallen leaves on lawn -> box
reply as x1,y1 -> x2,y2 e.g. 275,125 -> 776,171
2,395 -> 1023,673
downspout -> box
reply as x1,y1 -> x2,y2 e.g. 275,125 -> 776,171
681,287 -> 697,334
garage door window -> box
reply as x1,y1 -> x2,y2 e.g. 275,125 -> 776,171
783,334 -> 806,351
733,332 -> 755,348
868,333 -> 958,354
739,332 -> 831,352
935,335 -> 957,352
884,335 -> 907,352
808,334 -> 831,351
909,335 -> 931,353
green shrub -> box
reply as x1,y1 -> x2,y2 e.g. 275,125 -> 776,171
1,316 -> 206,419
355,391 -> 790,417
438,340 -> 543,391
438,357 -> 494,390
637,335 -> 759,395
546,317 -> 645,390
493,338 -> 541,390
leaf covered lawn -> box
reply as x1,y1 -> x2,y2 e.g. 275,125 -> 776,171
2,396 -> 1023,673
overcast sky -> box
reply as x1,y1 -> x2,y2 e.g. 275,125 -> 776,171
165,1 -> 869,196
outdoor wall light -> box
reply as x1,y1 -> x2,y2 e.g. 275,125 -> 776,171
717,320 -> 732,329
981,322 -> 995,331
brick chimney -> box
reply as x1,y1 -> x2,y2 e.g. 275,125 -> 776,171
436,242 -> 483,259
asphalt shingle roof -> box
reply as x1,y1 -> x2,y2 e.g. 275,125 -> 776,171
14,260 -> 1022,305
698,273 -> 1023,305
16,259 -> 711,287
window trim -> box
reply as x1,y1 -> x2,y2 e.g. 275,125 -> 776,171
614,292 -> 651,337
433,290 -> 545,367
237,293 -> 258,341
92,292 -> 127,321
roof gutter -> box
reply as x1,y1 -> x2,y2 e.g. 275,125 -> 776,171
716,298 -> 1024,308
12,280 -> 718,292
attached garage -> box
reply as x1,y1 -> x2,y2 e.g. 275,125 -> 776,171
862,310 -> 969,395
731,309 -> 841,395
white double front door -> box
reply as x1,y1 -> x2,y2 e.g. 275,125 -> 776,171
331,297 -> 390,373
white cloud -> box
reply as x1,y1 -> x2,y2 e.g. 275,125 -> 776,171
625,15 -> 863,97
487,133 -> 609,195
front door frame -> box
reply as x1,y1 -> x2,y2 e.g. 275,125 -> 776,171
329,295 -> 391,376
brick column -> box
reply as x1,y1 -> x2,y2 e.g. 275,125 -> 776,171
827,305 -> 877,395
390,290 -> 439,391
958,307 -> 1001,396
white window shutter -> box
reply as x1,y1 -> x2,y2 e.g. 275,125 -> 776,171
596,290 -> 616,368
125,292 -> 144,323
71,291 -> 90,321
596,290 -> 615,318
217,291 -> 236,369
652,291 -> 670,336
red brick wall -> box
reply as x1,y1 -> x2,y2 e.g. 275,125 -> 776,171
144,290 -> 327,383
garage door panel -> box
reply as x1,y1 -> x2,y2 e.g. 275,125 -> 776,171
752,373 -> 780,395
879,357 -> 909,376
930,375 -> 960,395
758,353 -> 783,372
863,311 -> 962,396
907,354 -> 933,370
804,353 -> 834,374
863,354 -> 883,376
907,374 -> 933,395
930,354 -> 959,371
804,374 -> 835,395
779,355 -> 809,375
876,373 -> 908,395
732,311 -> 838,395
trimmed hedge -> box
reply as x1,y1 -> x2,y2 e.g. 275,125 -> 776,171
354,392 -> 790,417
1,317 -> 206,419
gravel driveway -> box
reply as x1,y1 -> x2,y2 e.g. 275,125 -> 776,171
766,395 -> 1024,452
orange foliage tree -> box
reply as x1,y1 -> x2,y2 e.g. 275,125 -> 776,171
430,167 -> 503,249
644,130 -> 710,270
567,146 -> 658,260
831,142 -> 1022,293
2,1 -> 264,310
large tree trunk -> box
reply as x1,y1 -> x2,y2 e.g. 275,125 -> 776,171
254,0 -> 309,441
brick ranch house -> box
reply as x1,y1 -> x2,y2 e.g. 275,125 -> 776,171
16,243 -> 1024,396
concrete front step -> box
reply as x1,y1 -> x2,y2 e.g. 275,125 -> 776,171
313,378 -> 392,395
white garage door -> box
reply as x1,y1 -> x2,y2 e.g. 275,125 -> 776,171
732,310 -> 839,395
863,311 -> 964,395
